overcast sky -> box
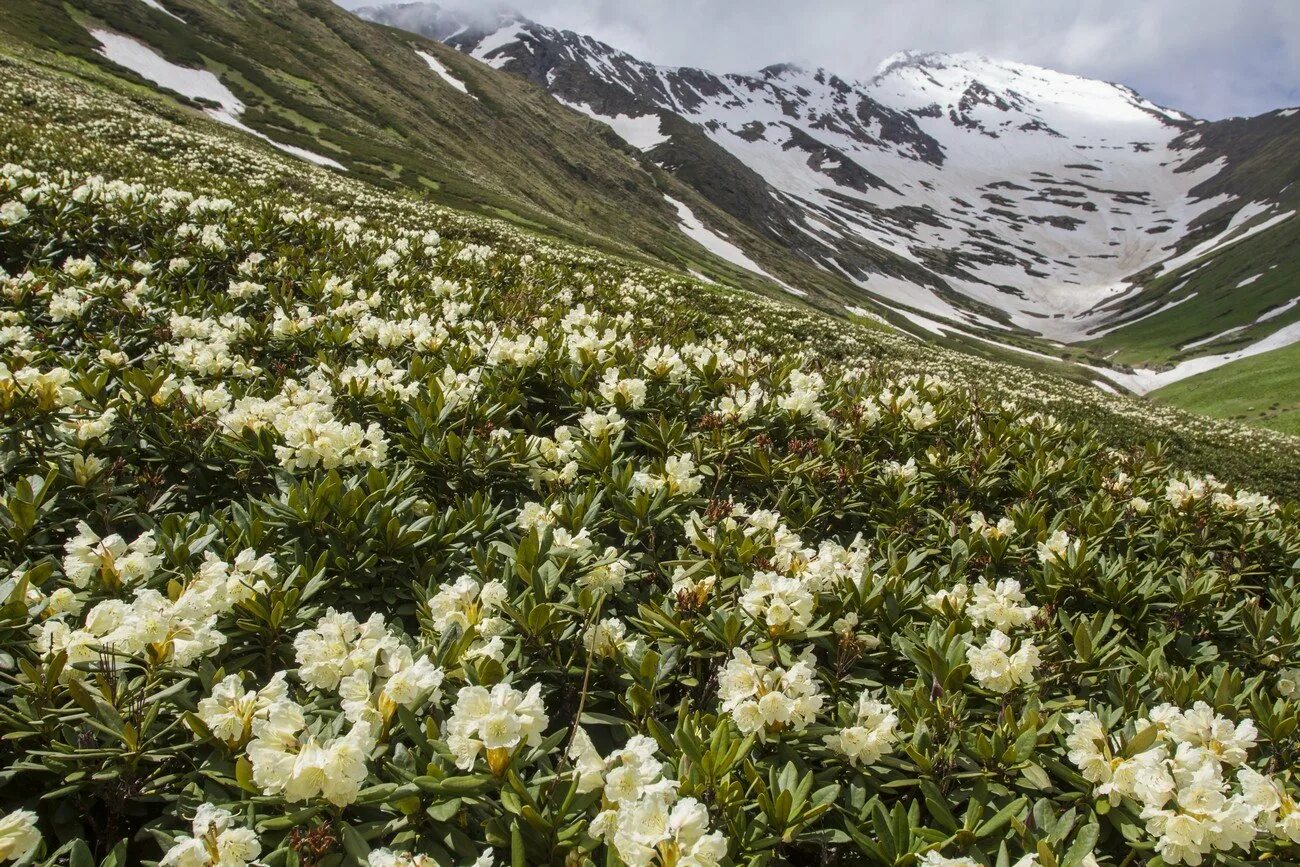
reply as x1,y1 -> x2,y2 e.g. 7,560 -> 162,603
339,0 -> 1300,119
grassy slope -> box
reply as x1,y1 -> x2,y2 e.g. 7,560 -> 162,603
3,0 -> 877,314
5,54 -> 1300,867
1081,215 -> 1300,368
1150,341 -> 1300,436
5,2 -> 1300,456
7,51 -> 1298,499
1079,112 -> 1300,370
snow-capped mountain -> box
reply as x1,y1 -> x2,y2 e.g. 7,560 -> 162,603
358,3 -> 1300,373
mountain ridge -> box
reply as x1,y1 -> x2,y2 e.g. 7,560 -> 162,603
359,0 -> 1300,394
4,0 -> 1297,432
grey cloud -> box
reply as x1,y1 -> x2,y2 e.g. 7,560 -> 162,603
337,0 -> 1300,118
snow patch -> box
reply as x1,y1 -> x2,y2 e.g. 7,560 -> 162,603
557,99 -> 667,151
1157,203 -> 1294,276
894,309 -> 1068,361
1257,297 -> 1299,323
92,29 -> 238,110
470,23 -> 525,68
1089,319 -> 1300,394
665,196 -> 805,296
416,50 -> 476,99
90,30 -> 345,170
137,0 -> 184,22
1236,273 -> 1262,288
1087,291 -> 1198,338
1180,325 -> 1249,352
1180,296 -> 1300,351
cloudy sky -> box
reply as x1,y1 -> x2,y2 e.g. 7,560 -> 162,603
339,0 -> 1300,118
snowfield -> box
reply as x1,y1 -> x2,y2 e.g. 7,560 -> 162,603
665,195 -> 806,295
89,29 -> 347,170
558,99 -> 667,151
416,50 -> 476,99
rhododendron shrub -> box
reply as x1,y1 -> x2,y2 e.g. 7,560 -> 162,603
0,58 -> 1299,867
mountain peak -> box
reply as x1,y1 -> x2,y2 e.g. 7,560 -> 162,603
758,62 -> 807,79
875,50 -> 987,76
871,49 -> 1195,126
354,1 -> 527,41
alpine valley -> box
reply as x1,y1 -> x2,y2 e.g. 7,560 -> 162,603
3,0 -> 1299,430
357,2 -> 1300,424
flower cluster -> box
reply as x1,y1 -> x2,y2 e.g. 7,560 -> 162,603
570,732 -> 727,867
1067,703 -> 1297,863
966,630 -> 1040,693
445,683 -> 549,773
0,58 -> 1297,867
823,692 -> 900,766
160,804 -> 260,867
717,648 -> 824,739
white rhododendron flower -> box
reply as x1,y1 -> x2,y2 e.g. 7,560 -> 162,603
1037,530 -> 1077,564
369,851 -> 493,867
918,852 -> 979,867
1065,704 -> 1289,863
198,672 -> 288,747
968,512 -> 1015,539
572,731 -> 727,867
0,201 -> 29,225
246,700 -> 376,806
445,682 -> 549,773
778,369 -> 823,416
426,576 -> 508,636
598,795 -> 727,867
515,500 -> 562,532
739,570 -> 815,636
584,616 -> 632,658
35,555 -> 262,671
824,693 -> 899,766
598,368 -> 647,408
579,547 -> 631,594
718,648 -> 823,739
293,608 -> 393,691
61,522 -> 161,590
0,809 -> 40,863
578,407 -> 624,438
159,804 -> 260,867
632,454 -> 703,496
1164,701 -> 1258,767
926,582 -> 969,613
966,630 -> 1039,693
339,644 -> 444,724
965,578 -> 1038,632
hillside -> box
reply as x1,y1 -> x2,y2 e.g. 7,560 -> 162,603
1148,341 -> 1300,436
3,37 -> 1300,867
361,2 -> 1300,405
3,0 -> 1297,430
0,0 -> 859,310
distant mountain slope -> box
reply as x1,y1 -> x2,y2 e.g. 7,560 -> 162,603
3,0 -> 1298,413
1,0 -> 867,310
360,2 -> 1300,386
1,47 -> 1297,498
